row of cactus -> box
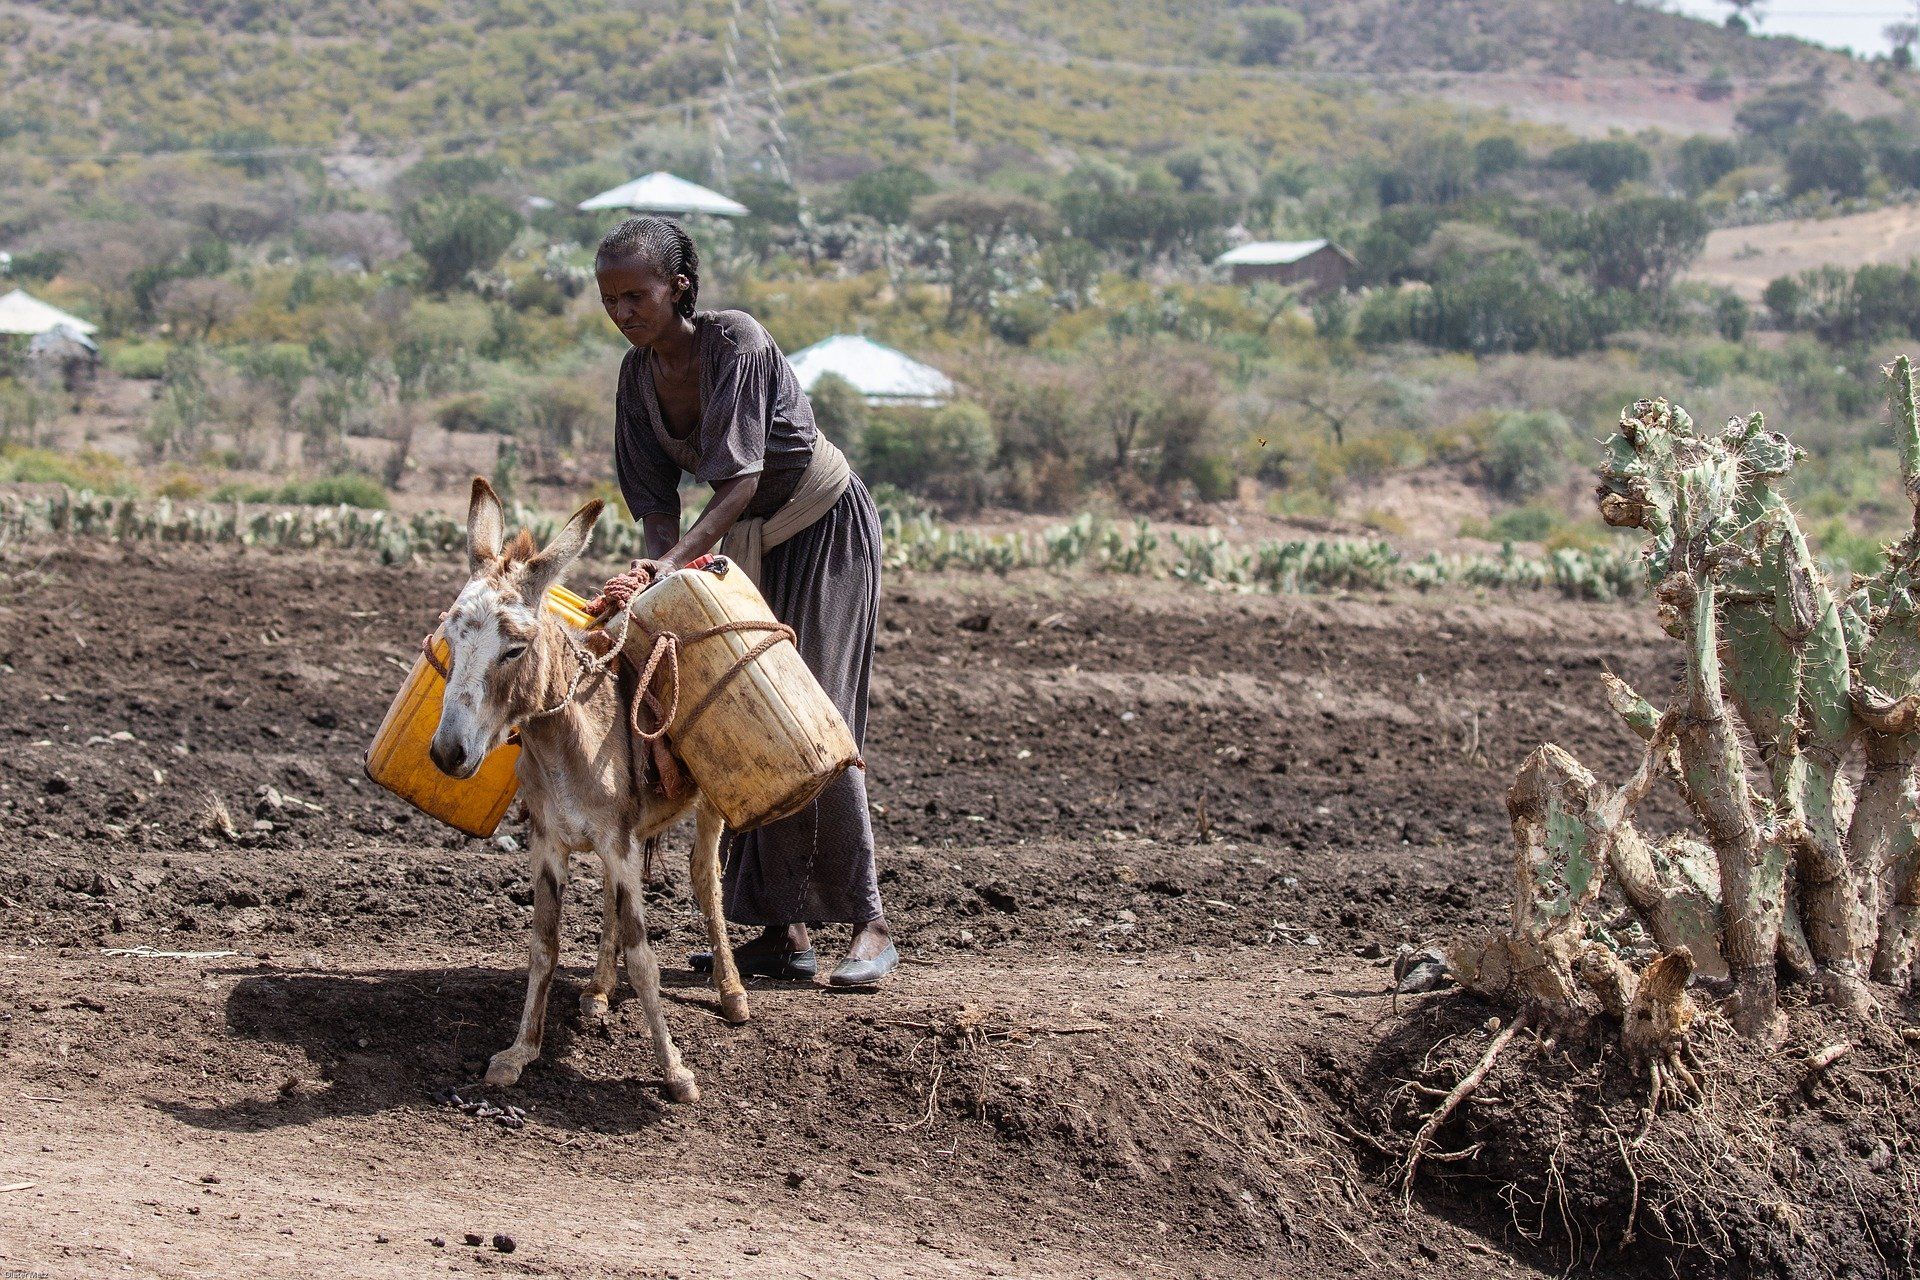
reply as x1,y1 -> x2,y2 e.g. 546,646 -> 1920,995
1458,357 -> 1920,1047
1,484 -> 1652,600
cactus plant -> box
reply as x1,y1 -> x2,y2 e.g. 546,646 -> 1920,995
1461,362 -> 1920,1044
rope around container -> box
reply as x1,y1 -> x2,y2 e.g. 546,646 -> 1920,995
423,604 -> 796,740
627,620 -> 797,744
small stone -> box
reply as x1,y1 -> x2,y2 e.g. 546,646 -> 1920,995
44,776 -> 70,795
784,1170 -> 807,1189
1357,940 -> 1386,960
463,1233 -> 484,1247
492,1234 -> 516,1254
200,1174 -> 220,1184
494,834 -> 520,853
428,1237 -> 445,1248
374,1234 -> 389,1244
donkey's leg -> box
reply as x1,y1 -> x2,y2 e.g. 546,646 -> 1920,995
580,883 -> 619,1018
606,841 -> 699,1103
486,840 -> 566,1087
693,800 -> 749,1024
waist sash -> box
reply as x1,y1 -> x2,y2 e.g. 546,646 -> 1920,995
718,433 -> 852,587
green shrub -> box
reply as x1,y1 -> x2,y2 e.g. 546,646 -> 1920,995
1488,505 -> 1557,543
0,445 -> 138,494
214,474 -> 391,509
106,340 -> 173,380
1486,409 -> 1576,498
1547,139 -> 1652,194
864,401 -> 998,505
1238,7 -> 1304,64
807,373 -> 869,467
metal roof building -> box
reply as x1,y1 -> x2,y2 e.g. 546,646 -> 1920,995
577,172 -> 750,217
786,335 -> 954,407
0,288 -> 99,337
1213,239 -> 1356,292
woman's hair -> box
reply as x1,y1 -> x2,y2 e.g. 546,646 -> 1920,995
595,216 -> 700,318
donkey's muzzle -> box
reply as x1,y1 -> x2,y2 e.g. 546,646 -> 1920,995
428,736 -> 475,779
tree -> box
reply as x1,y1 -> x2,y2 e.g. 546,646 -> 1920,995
1787,113 -> 1869,199
1473,135 -> 1526,183
1486,409 -> 1575,498
1055,166 -> 1231,271
1239,8 -> 1304,63
1889,21 -> 1919,69
1547,139 -> 1652,195
1577,197 -> 1709,295
912,189 -> 1056,327
842,165 -> 936,225
1734,82 -> 1822,148
1676,135 -> 1741,196
807,373 -> 869,466
304,210 -> 408,270
157,278 -> 247,341
400,194 -> 518,293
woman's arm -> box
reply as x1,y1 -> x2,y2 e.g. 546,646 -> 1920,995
658,473 -> 760,570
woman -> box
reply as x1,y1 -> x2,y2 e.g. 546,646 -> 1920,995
590,215 -> 898,988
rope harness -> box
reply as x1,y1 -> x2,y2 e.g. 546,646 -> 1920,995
420,591 -> 797,744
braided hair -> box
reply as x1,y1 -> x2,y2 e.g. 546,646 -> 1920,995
596,216 -> 700,318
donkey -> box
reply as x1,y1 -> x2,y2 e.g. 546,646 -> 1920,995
428,478 -> 748,1103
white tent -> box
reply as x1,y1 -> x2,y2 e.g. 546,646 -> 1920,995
577,172 -> 749,217
786,335 -> 954,407
0,288 -> 99,337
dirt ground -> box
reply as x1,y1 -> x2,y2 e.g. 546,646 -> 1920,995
0,538 -> 1911,1278
1686,201 -> 1920,302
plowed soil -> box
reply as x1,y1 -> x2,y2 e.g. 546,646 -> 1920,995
0,539 -> 1909,1279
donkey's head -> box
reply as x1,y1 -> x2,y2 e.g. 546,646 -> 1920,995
428,478 -> 604,779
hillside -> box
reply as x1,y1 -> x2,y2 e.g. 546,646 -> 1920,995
0,0 -> 1901,178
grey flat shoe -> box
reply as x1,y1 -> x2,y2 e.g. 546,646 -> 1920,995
828,943 -> 900,987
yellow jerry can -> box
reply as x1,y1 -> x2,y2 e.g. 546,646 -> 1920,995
363,584 -> 599,838
621,560 -> 859,832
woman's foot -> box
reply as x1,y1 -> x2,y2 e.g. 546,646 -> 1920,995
689,925 -> 817,980
829,918 -> 900,987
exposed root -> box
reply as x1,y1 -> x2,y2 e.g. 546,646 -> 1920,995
1398,1010 -> 1530,1208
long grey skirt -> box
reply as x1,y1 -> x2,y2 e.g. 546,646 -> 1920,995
722,475 -> 884,926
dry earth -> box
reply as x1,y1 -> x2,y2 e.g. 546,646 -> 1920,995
0,539 -> 1912,1278
1687,201 -> 1920,302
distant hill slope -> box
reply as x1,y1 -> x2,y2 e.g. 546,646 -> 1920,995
0,0 -> 1904,175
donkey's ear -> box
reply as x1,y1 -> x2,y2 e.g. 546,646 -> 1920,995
523,498 -> 604,604
467,477 -> 505,572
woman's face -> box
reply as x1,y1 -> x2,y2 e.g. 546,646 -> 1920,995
597,253 -> 690,349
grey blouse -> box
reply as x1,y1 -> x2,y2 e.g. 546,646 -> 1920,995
614,309 -> 817,522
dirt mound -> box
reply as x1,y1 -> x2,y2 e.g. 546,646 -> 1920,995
1354,989 -> 1920,1279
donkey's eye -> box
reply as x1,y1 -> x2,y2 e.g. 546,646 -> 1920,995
499,643 -> 528,664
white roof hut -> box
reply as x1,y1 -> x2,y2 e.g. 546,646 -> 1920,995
577,172 -> 750,217
1213,239 -> 1356,293
0,288 -> 99,338
786,335 -> 954,408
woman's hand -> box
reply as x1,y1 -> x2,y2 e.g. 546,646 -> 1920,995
588,558 -> 673,615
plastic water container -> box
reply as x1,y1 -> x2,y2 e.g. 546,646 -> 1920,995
621,560 -> 860,832
363,584 -> 599,838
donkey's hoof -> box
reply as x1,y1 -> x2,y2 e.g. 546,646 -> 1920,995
664,1069 -> 701,1104
579,990 -> 611,1019
720,991 -> 751,1024
485,1051 -> 529,1088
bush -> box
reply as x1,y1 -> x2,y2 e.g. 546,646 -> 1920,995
1473,136 -> 1525,182
842,165 -> 936,225
807,373 -> 869,466
1677,135 -> 1741,196
1487,505 -> 1558,543
400,194 -> 519,293
1547,139 -> 1652,194
1786,113 -> 1869,199
863,401 -> 997,506
1239,7 -> 1305,63
0,445 -> 138,494
1715,291 -> 1751,341
1486,409 -> 1576,499
106,339 -> 172,380
280,474 -> 391,508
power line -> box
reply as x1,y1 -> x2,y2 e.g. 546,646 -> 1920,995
30,43 -> 957,164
